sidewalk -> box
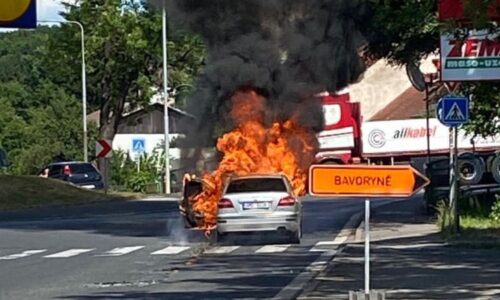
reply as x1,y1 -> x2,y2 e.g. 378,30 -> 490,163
299,197 -> 500,300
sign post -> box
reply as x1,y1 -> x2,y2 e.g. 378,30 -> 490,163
364,199 -> 370,296
309,164 -> 430,298
437,95 -> 469,233
132,138 -> 146,173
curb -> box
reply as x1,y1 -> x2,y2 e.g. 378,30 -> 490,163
292,199 -> 408,300
273,210 -> 364,300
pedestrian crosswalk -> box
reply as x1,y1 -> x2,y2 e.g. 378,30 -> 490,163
0,249 -> 47,260
0,240 -> 340,262
151,246 -> 191,255
204,246 -> 240,254
44,249 -> 95,258
255,244 -> 290,253
97,246 -> 144,257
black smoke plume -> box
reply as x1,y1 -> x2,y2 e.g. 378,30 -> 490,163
168,0 -> 372,149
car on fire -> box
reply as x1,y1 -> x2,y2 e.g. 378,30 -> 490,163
180,174 -> 302,244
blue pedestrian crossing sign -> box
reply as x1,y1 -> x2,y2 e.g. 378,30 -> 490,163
437,96 -> 469,127
132,138 -> 146,153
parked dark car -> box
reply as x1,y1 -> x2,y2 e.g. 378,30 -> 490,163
40,161 -> 104,190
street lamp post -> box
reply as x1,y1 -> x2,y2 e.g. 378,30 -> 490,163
162,0 -> 171,194
38,20 -> 88,162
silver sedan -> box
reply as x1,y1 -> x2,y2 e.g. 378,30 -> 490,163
216,174 -> 302,243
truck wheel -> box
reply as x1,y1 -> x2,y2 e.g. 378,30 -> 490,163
490,155 -> 500,184
457,155 -> 484,185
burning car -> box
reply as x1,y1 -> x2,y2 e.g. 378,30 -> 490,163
178,89 -> 314,241
180,173 -> 302,243
217,174 -> 302,243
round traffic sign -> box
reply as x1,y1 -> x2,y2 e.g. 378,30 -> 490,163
0,1 -> 32,22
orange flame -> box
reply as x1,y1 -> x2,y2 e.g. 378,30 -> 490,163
190,89 -> 317,229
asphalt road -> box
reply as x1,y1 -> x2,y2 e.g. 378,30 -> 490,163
0,196 -> 373,300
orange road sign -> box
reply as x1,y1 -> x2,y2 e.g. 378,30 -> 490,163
308,164 -> 430,198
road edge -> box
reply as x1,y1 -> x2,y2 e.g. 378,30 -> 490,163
273,198 -> 409,300
271,208 -> 364,300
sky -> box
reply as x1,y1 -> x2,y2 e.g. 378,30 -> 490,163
38,0 -> 66,22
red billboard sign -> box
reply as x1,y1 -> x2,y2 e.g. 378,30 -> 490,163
439,0 -> 500,21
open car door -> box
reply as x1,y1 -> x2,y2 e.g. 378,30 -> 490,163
179,178 -> 205,229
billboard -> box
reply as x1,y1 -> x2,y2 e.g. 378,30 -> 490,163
0,0 -> 37,29
440,29 -> 500,81
438,0 -> 500,21
363,118 -> 500,156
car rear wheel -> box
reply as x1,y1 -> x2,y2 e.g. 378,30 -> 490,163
289,221 -> 302,244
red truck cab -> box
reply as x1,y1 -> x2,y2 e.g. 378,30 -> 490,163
315,90 -> 362,164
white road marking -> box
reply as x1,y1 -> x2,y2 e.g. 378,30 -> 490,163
151,246 -> 190,255
255,244 -> 291,253
309,240 -> 344,252
374,243 -> 446,250
0,250 -> 47,260
204,246 -> 239,254
44,249 -> 95,258
97,246 -> 145,257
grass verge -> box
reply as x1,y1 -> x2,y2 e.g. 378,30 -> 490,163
0,175 -> 139,211
453,216 -> 500,249
436,195 -> 500,249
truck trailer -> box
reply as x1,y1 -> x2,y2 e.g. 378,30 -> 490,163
315,90 -> 500,186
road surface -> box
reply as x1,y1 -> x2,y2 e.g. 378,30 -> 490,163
0,196 -> 379,299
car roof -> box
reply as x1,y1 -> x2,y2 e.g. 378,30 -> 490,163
48,161 -> 90,166
228,173 -> 287,180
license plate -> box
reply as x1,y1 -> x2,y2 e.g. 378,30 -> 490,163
242,202 -> 270,210
81,185 -> 95,189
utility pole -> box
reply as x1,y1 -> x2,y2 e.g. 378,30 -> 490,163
162,0 -> 171,194
449,127 -> 460,233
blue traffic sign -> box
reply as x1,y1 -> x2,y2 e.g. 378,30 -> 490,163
132,138 -> 146,153
0,0 -> 37,29
437,96 -> 469,127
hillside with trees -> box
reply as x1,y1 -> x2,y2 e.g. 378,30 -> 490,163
0,0 -> 497,177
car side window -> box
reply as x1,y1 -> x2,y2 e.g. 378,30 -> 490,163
49,165 -> 62,176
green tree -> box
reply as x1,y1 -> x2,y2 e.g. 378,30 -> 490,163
48,0 -> 205,144
0,28 -> 95,174
368,0 -> 499,136
0,1 -> 204,175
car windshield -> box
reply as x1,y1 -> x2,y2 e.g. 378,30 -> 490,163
69,164 -> 97,174
226,178 -> 287,193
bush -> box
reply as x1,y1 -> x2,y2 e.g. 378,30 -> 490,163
458,193 -> 497,218
126,171 -> 156,193
489,196 -> 500,223
110,150 -> 167,193
110,150 -> 137,190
